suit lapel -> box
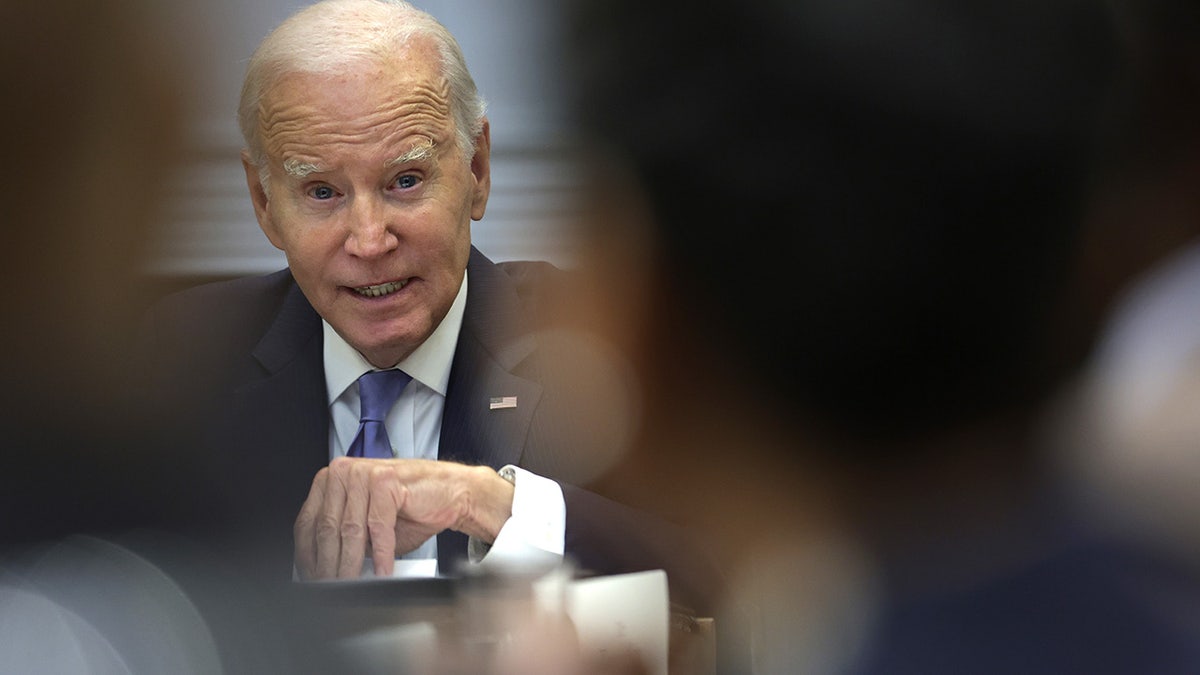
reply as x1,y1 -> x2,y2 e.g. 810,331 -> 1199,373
440,331 -> 544,468
440,247 -> 543,470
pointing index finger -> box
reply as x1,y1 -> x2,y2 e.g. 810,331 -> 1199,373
367,467 -> 405,577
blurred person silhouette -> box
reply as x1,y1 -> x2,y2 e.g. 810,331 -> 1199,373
1049,0 -> 1200,605
558,0 -> 1200,672
0,0 -> 178,535
0,1 -> 338,672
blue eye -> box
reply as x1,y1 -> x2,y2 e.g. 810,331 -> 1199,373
309,185 -> 336,200
394,174 -> 419,190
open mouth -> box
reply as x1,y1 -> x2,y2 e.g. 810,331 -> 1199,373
353,279 -> 407,298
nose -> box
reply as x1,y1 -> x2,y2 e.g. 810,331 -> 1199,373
344,195 -> 398,258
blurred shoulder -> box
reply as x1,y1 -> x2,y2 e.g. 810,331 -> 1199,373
139,269 -> 302,356
150,269 -> 297,318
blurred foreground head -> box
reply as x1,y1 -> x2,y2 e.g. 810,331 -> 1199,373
564,0 -> 1121,450
0,0 -> 183,419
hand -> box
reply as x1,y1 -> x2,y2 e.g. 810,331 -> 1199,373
293,458 -> 515,580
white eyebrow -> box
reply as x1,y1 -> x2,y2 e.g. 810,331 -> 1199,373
387,143 -> 436,166
283,158 -> 325,178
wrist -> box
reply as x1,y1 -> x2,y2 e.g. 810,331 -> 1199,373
458,464 -> 515,542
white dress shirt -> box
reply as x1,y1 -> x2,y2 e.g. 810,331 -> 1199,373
322,271 -> 565,576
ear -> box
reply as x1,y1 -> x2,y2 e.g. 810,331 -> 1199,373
242,150 -> 285,250
469,118 -> 491,221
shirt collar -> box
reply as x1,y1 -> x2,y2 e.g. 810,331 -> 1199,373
323,270 -> 467,404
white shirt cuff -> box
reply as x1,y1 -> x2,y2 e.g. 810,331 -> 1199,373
467,464 -> 565,568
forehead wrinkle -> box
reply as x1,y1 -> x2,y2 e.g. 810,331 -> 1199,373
260,78 -> 456,169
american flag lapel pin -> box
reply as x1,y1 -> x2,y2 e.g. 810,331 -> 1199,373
489,396 -> 518,410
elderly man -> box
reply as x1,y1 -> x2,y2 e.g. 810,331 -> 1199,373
142,0 -> 708,601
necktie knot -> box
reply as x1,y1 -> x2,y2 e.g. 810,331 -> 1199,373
347,369 -> 412,458
358,369 -> 412,421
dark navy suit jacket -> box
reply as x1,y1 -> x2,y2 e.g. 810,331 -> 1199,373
140,246 -> 719,610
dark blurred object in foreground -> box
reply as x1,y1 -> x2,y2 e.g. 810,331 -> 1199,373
567,0 -> 1117,444
0,2 -> 335,672
560,0 -> 1200,673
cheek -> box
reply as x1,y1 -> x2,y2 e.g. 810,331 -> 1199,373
275,227 -> 343,283
406,203 -> 471,257
440,221 -> 472,269
270,202 -> 342,253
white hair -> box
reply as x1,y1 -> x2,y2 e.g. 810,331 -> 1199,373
238,0 -> 487,177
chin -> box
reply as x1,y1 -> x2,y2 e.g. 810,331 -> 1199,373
358,330 -> 427,366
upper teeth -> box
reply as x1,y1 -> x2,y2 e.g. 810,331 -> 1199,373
355,280 -> 405,297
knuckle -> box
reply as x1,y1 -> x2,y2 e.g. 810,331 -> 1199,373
340,520 -> 365,540
315,514 -> 340,539
369,467 -> 406,501
293,513 -> 312,537
368,463 -> 395,485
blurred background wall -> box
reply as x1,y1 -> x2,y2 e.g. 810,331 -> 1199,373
144,0 -> 580,287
